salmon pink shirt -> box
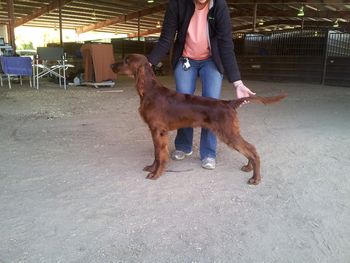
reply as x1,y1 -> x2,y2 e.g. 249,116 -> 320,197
182,4 -> 210,60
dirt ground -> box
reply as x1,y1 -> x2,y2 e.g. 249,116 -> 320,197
0,76 -> 349,263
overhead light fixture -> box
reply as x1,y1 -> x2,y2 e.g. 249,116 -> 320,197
92,9 -> 97,20
297,6 -> 304,17
258,19 -> 264,26
333,19 -> 339,28
156,21 -> 161,28
147,0 -> 154,3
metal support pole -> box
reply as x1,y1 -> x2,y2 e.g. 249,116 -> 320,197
321,30 -> 330,85
253,3 -> 257,33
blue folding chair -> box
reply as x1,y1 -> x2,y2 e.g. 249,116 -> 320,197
0,56 -> 33,89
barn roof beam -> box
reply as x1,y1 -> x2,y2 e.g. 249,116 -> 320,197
75,3 -> 167,34
15,0 -> 74,27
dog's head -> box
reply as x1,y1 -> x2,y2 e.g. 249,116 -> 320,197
111,54 -> 149,76
111,54 -> 154,98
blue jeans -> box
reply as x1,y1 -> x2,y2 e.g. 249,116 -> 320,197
174,57 -> 223,160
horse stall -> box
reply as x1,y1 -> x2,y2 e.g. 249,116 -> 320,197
235,29 -> 350,87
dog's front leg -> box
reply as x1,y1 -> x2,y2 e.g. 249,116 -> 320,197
146,128 -> 169,180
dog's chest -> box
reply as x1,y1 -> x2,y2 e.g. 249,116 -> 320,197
138,101 -> 158,122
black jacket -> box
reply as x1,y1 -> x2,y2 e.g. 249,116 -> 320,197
148,0 -> 241,83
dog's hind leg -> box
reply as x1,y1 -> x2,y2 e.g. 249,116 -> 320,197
235,137 -> 261,185
146,128 -> 169,180
143,160 -> 156,173
241,160 -> 253,172
221,133 -> 261,185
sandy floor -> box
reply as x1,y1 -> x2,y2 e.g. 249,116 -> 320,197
0,77 -> 349,263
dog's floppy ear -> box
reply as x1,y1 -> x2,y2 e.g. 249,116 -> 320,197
135,64 -> 145,97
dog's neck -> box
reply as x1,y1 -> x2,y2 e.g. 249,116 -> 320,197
135,64 -> 158,98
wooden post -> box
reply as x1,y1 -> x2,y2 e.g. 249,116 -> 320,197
59,0 -> 63,46
7,0 -> 16,51
138,14 -> 141,41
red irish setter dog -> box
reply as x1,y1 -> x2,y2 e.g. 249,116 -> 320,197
111,54 -> 286,185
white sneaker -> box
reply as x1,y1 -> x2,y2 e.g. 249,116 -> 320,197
171,150 -> 193,160
201,157 -> 216,170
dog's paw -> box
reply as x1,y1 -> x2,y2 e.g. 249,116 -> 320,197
143,165 -> 155,172
146,172 -> 160,180
248,177 -> 261,185
241,164 -> 253,172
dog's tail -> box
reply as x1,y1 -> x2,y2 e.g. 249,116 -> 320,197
230,94 -> 287,109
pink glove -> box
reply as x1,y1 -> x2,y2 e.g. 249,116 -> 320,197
233,80 -> 256,99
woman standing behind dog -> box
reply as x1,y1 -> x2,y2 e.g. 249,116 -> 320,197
148,0 -> 255,170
